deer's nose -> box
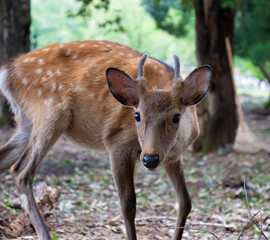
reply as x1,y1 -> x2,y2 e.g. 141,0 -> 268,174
143,154 -> 159,169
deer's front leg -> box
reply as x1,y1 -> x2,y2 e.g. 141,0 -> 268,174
165,160 -> 191,240
109,152 -> 137,240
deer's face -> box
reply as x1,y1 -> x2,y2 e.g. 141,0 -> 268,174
106,54 -> 211,170
134,90 -> 184,169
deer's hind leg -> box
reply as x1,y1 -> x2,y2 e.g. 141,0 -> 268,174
0,112 -> 32,175
10,108 -> 72,240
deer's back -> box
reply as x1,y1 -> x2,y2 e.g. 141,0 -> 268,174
1,40 -> 198,150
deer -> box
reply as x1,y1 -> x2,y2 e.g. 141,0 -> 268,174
0,40 -> 211,240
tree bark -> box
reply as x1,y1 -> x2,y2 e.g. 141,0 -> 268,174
0,0 -> 30,125
193,0 -> 237,152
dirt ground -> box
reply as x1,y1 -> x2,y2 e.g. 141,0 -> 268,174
0,102 -> 269,240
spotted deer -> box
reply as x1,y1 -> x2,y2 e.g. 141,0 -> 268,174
0,40 -> 211,240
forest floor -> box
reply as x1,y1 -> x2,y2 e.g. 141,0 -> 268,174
0,95 -> 269,240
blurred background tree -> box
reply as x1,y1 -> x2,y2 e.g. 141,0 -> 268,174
0,0 -> 31,125
234,0 -> 270,108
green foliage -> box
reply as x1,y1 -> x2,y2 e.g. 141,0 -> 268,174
67,0 -> 110,18
5,197 -> 11,207
52,232 -> 59,240
235,56 -> 264,80
264,98 -> 270,109
235,0 -> 270,67
221,0 -> 236,9
248,43 -> 270,67
67,0 -> 124,32
141,0 -> 193,37
30,0 -> 87,48
30,0 -> 196,65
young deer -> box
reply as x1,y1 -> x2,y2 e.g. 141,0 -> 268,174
0,40 -> 211,240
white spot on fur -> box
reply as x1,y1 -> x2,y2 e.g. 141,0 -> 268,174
48,97 -> 54,104
14,63 -> 19,68
41,76 -> 47,81
44,97 -> 54,105
20,194 -> 28,210
22,78 -> 27,85
97,96 -> 103,102
93,44 -> 98,48
154,65 -> 158,70
30,57 -> 36,62
38,89 -> 42,96
36,68 -> 43,74
52,83 -> 57,91
16,71 -> 22,77
128,53 -> 133,57
23,58 -> 30,63
80,44 -> 85,48
42,48 -> 50,52
74,86 -> 88,93
38,59 -> 44,64
152,85 -> 157,90
56,70 -> 61,76
160,70 -> 164,74
59,43 -> 64,48
89,93 -> 95,99
58,84 -> 63,90
0,68 -> 20,115
106,44 -> 111,47
66,49 -> 72,55
47,70 -> 53,77
57,102 -> 63,108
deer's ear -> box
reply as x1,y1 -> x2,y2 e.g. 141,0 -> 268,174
181,65 -> 212,106
106,68 -> 139,107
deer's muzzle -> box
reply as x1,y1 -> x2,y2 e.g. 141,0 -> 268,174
143,154 -> 159,169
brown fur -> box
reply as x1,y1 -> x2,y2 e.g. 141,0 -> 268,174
0,40 -> 211,240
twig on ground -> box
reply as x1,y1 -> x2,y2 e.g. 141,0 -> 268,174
177,226 -> 221,240
243,179 -> 268,240
238,210 -> 260,239
136,216 -> 235,229
260,210 -> 263,240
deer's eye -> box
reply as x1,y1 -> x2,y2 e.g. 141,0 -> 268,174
173,114 -> 180,124
134,112 -> 141,122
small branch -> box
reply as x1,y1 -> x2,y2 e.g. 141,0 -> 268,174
136,216 -> 235,229
177,226 -> 221,240
243,179 -> 268,240
238,210 -> 260,239
260,211 -> 263,240
259,64 -> 270,84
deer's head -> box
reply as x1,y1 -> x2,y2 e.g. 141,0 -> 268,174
106,54 -> 211,170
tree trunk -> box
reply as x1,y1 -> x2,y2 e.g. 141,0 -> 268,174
0,0 -> 30,125
193,0 -> 237,152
